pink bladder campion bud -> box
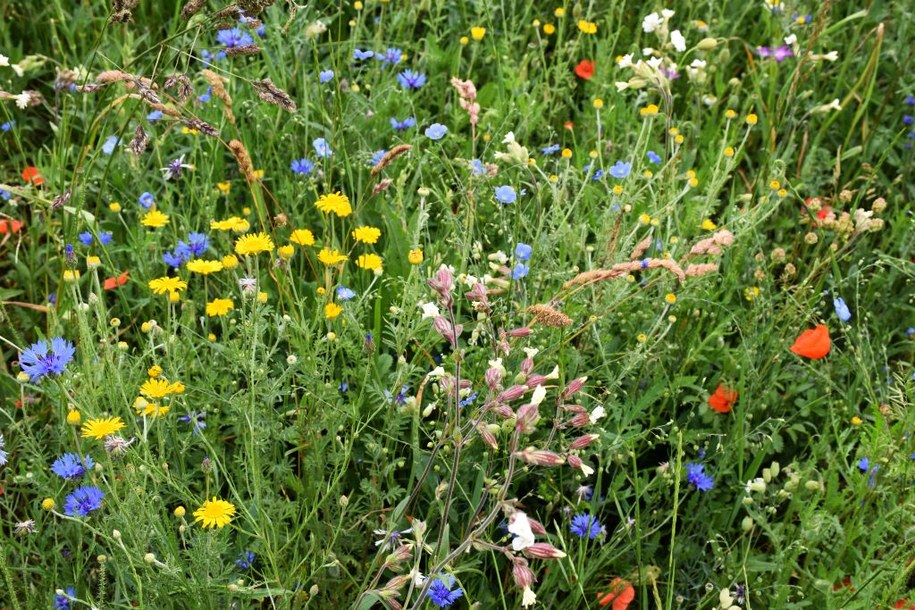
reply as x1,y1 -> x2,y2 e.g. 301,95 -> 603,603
568,434 -> 599,450
504,326 -> 532,338
492,403 -> 515,419
384,544 -> 414,568
515,404 -> 540,433
562,376 -> 588,398
522,543 -> 567,559
433,316 -> 462,347
427,265 -> 454,301
477,422 -> 498,450
515,448 -> 564,467
512,557 -> 537,588
485,367 -> 504,391
525,374 -> 547,388
569,412 -> 591,428
567,454 -> 595,476
498,385 -> 528,402
528,518 -> 547,535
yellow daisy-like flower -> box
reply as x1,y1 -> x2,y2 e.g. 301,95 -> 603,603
640,104 -> 660,117
352,226 -> 381,244
356,253 -> 383,270
277,245 -> 295,260
193,497 -> 236,529
210,216 -> 250,232
148,277 -> 188,295
186,259 -> 224,275
216,181 -> 231,194
315,192 -> 352,217
141,209 -> 170,228
408,248 -> 423,265
148,365 -> 162,378
140,378 -> 171,399
701,219 -> 718,231
577,19 -> 597,34
81,416 -> 126,440
746,113 -> 758,125
470,26 -> 486,41
317,248 -> 348,265
665,293 -> 677,305
543,23 -> 556,35
206,298 -> 234,317
324,302 -> 343,319
221,254 -> 239,269
235,232 -> 275,256
134,397 -> 170,418
290,228 -> 315,246
66,409 -> 82,425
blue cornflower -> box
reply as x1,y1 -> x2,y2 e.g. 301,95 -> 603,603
609,160 -> 632,178
515,243 -> 533,262
64,244 -> 76,265
179,411 -> 207,434
19,338 -> 76,381
494,185 -> 517,204
647,150 -> 662,164
378,47 -> 403,66
424,123 -> 448,140
470,159 -> 485,176
857,457 -> 869,472
0,189 -> 11,200
592,169 -> 605,180
371,150 -> 387,165
1,120 -> 14,132
139,192 -> 155,209
570,513 -> 602,539
235,550 -> 255,570
146,110 -> 163,122
336,286 -> 356,301
63,486 -> 104,517
48,293 -> 57,305
198,87 -> 212,103
542,144 -> 561,155
397,69 -> 427,90
686,462 -> 714,491
78,232 -> 93,246
390,116 -> 416,131
906,96 -> 915,105
101,135 -> 119,155
187,232 -> 209,256
255,23 -> 266,37
396,385 -> 410,404
55,586 -> 76,610
426,574 -> 463,608
833,297 -> 852,322
163,250 -> 184,268
51,453 -> 94,480
290,158 -> 315,176
459,391 -> 478,408
313,138 -> 333,158
339,381 -> 349,393
216,27 -> 254,47
319,69 -> 334,84
0,434 -> 7,467
353,49 -> 375,61
512,263 -> 529,280
904,115 -> 914,126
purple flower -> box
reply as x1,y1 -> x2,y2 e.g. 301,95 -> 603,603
470,159 -> 485,176
235,550 -> 255,570
291,158 -> 314,175
570,513 -> 603,539
319,69 -> 334,84
55,587 -> 76,610
371,150 -> 387,165
378,47 -> 403,66
336,286 -> 356,301
426,574 -> 463,608
139,192 -> 155,209
773,45 -> 794,61
833,296 -> 852,322
216,28 -> 254,47
101,135 -> 119,155
424,123 -> 448,141
1,120 -> 14,132
686,462 -> 714,491
397,69 -> 426,90
647,150 -> 662,164
390,116 -> 416,131
353,49 -> 374,61
78,232 -> 93,246
494,185 -> 517,204
187,232 -> 209,256
51,454 -> 94,480
512,263 -> 529,280
19,338 -> 76,381
542,144 -> 561,155
857,457 -> 869,472
63,486 -> 104,517
179,411 -> 207,434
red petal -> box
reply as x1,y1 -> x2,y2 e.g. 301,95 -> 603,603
789,324 -> 831,359
708,384 -> 737,413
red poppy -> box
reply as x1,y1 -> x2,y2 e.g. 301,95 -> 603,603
789,324 -> 831,359
597,578 -> 635,610
0,219 -> 24,234
22,166 -> 44,186
708,384 -> 738,413
895,600 -> 915,609
575,59 -> 595,80
103,270 -> 130,290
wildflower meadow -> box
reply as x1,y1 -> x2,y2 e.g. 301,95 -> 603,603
2,0 -> 915,608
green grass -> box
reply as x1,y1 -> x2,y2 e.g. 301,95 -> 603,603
1,0 -> 914,608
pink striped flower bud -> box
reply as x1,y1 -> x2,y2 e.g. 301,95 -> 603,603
384,544 -> 414,568
512,558 -> 537,588
515,404 -> 540,433
523,543 -> 567,559
504,327 -> 532,338
515,448 -> 564,467
562,376 -> 588,398
427,266 -> 454,295
569,413 -> 591,428
485,367 -> 504,391
520,358 -> 534,375
477,422 -> 498,450
526,374 -> 547,387
492,403 -> 515,419
528,518 -> 547,535
561,404 -> 587,414
464,282 -> 488,301
498,385 -> 528,402
568,434 -> 599,450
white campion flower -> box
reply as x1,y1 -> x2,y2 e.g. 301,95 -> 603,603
812,98 -> 841,114
544,366 -> 560,380
15,92 -> 30,109
661,8 -> 675,19
641,47 -> 655,56
589,405 -> 606,424
522,586 -> 537,607
784,34 -> 797,46
642,12 -> 662,33
419,302 -> 440,319
11,63 -> 24,77
522,347 -> 539,359
530,384 -> 547,406
488,358 -> 506,375
0,54 -> 9,67
427,366 -> 446,379
671,30 -> 686,53
617,54 -> 633,68
508,512 -> 535,551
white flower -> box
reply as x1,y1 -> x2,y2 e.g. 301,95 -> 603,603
812,98 -> 841,114
615,81 -> 630,92
522,347 -> 539,359
784,34 -> 797,46
646,57 -> 663,70
427,366 -> 446,379
11,63 -> 23,77
488,358 -> 506,375
822,50 -> 839,61
409,569 -> 426,586
419,302 -> 440,319
670,30 -> 686,53
508,512 -> 535,551
530,384 -> 547,406
617,54 -> 633,68
661,8 -> 675,19
702,95 -> 718,106
641,47 -> 655,56
719,588 -> 735,609
577,460 -> 595,477
522,586 -> 537,607
0,54 -> 9,67
690,59 -> 707,69
642,12 -> 662,33
544,366 -> 560,380
589,406 -> 606,424
15,92 -> 30,109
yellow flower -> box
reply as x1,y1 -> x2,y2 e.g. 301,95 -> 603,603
186,259 -> 224,275
207,333 -> 216,342
769,180 -> 781,190
746,113 -> 758,125
193,497 -> 236,529
257,291 -> 268,304
561,148 -> 572,159
324,302 -> 343,319
63,269 -> 80,283
174,506 -> 186,518
235,232 -> 275,256
459,36 -> 469,45
638,214 -> 651,225
701,219 -> 717,231
66,409 -> 82,425
352,226 -> 381,244
408,248 -> 424,265
593,98 -> 604,109
42,498 -> 56,511
148,365 -> 163,378
81,416 -> 126,440
181,126 -> 200,135
210,216 -> 250,232
134,397 -> 169,418
206,298 -> 234,317
577,19 -> 597,34
315,192 -> 352,217
664,293 -> 677,305
148,277 -> 187,295
850,416 -> 862,426
612,185 -> 624,195
141,209 -> 170,228
278,245 -> 295,260
744,286 -> 761,301
316,287 -> 326,295
543,23 -> 556,35
318,248 -> 348,265
86,256 -> 101,269
688,176 -> 699,187
109,201 -> 122,213
674,134 -> 685,145
725,109 -> 737,120
640,104 -> 659,117
723,146 -> 735,157
356,253 -> 383,270
636,333 -> 647,343
290,229 -> 315,246
140,378 -> 176,399
221,254 -> 239,269
554,7 -> 565,17
470,26 -> 486,41
777,188 -> 788,198
216,181 -> 231,194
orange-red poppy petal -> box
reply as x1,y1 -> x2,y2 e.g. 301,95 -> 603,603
103,270 -> 130,290
0,219 -> 24,234
22,166 -> 44,185
597,578 -> 635,610
708,384 -> 738,413
789,324 -> 831,359
574,59 -> 595,80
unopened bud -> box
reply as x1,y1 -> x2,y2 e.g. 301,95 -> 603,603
498,385 -> 528,402
512,558 -> 536,588
697,37 -> 717,50
568,434 -> 599,450
515,448 -> 564,467
523,542 -> 567,559
562,377 -> 588,398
